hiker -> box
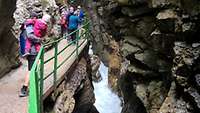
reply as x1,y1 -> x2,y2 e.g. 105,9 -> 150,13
74,5 -> 84,27
19,14 -> 51,97
19,23 -> 26,56
19,13 -> 38,56
75,6 -> 84,21
60,8 -> 68,37
68,8 -> 81,43
66,6 -> 74,27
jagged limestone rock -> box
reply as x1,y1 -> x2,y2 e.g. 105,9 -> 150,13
0,0 -> 20,78
85,0 -> 200,112
149,0 -> 181,8
90,55 -> 102,82
181,0 -> 200,16
121,6 -> 152,17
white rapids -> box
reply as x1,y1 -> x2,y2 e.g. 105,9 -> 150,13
93,62 -> 122,113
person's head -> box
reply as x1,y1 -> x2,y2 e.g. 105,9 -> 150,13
77,6 -> 81,9
69,6 -> 74,14
42,14 -> 51,24
30,12 -> 38,19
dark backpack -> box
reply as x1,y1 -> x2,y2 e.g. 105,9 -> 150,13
66,13 -> 73,27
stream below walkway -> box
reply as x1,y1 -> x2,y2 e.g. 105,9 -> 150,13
93,62 -> 122,113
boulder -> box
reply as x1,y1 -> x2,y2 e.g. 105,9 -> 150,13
117,0 -> 129,5
147,81 -> 167,112
90,55 -> 102,82
149,0 -> 181,8
181,0 -> 200,16
156,9 -> 178,33
121,6 -> 152,18
121,36 -> 147,57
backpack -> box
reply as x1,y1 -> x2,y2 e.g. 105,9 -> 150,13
34,19 -> 47,37
60,16 -> 67,28
66,13 -> 73,27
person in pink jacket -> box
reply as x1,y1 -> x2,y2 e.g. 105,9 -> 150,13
24,15 -> 49,56
20,14 -> 51,97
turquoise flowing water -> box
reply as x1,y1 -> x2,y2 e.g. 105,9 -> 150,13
93,62 -> 122,113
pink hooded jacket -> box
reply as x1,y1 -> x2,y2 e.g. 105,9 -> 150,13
25,19 -> 48,54
34,19 -> 48,37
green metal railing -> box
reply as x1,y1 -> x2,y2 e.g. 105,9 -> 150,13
29,19 -> 90,113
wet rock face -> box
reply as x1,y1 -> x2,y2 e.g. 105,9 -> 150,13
84,0 -> 200,112
0,0 -> 20,78
90,55 -> 102,82
173,42 -> 200,112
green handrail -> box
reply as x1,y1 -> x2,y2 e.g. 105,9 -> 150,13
29,19 -> 90,113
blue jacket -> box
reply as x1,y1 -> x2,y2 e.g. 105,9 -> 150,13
79,10 -> 84,20
68,15 -> 81,30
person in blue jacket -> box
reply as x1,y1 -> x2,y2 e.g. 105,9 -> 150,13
19,23 -> 26,56
77,6 -> 84,20
68,10 -> 81,43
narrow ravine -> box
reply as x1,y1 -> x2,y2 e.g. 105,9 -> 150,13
93,62 -> 122,113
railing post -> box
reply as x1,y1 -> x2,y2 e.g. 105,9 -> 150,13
29,70 -> 40,113
86,22 -> 89,41
76,32 -> 79,59
39,48 -> 44,113
54,42 -> 58,85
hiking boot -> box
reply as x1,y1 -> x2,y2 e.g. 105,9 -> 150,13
19,85 -> 28,97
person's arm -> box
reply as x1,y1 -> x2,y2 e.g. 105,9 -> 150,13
27,33 -> 42,43
77,16 -> 82,23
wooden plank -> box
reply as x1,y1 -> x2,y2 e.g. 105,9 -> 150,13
42,39 -> 88,99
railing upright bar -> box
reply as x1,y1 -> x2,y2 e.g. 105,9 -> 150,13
76,31 -> 79,59
54,42 -> 58,85
39,48 -> 44,113
87,21 -> 90,40
29,70 -> 40,113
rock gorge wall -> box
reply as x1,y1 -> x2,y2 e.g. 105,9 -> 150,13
0,0 -> 19,78
84,0 -> 200,113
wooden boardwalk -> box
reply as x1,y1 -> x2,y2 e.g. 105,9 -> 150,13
43,38 -> 87,99
0,38 -> 88,113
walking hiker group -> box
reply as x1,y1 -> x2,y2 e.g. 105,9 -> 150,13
19,5 -> 85,97
19,13 -> 51,97
59,5 -> 84,42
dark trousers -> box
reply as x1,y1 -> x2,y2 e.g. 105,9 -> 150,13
68,28 -> 77,42
27,55 -> 37,71
61,25 -> 66,37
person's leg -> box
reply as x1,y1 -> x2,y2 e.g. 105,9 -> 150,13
61,25 -> 65,37
19,55 -> 36,97
68,29 -> 73,42
71,29 -> 76,43
24,71 -> 30,87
